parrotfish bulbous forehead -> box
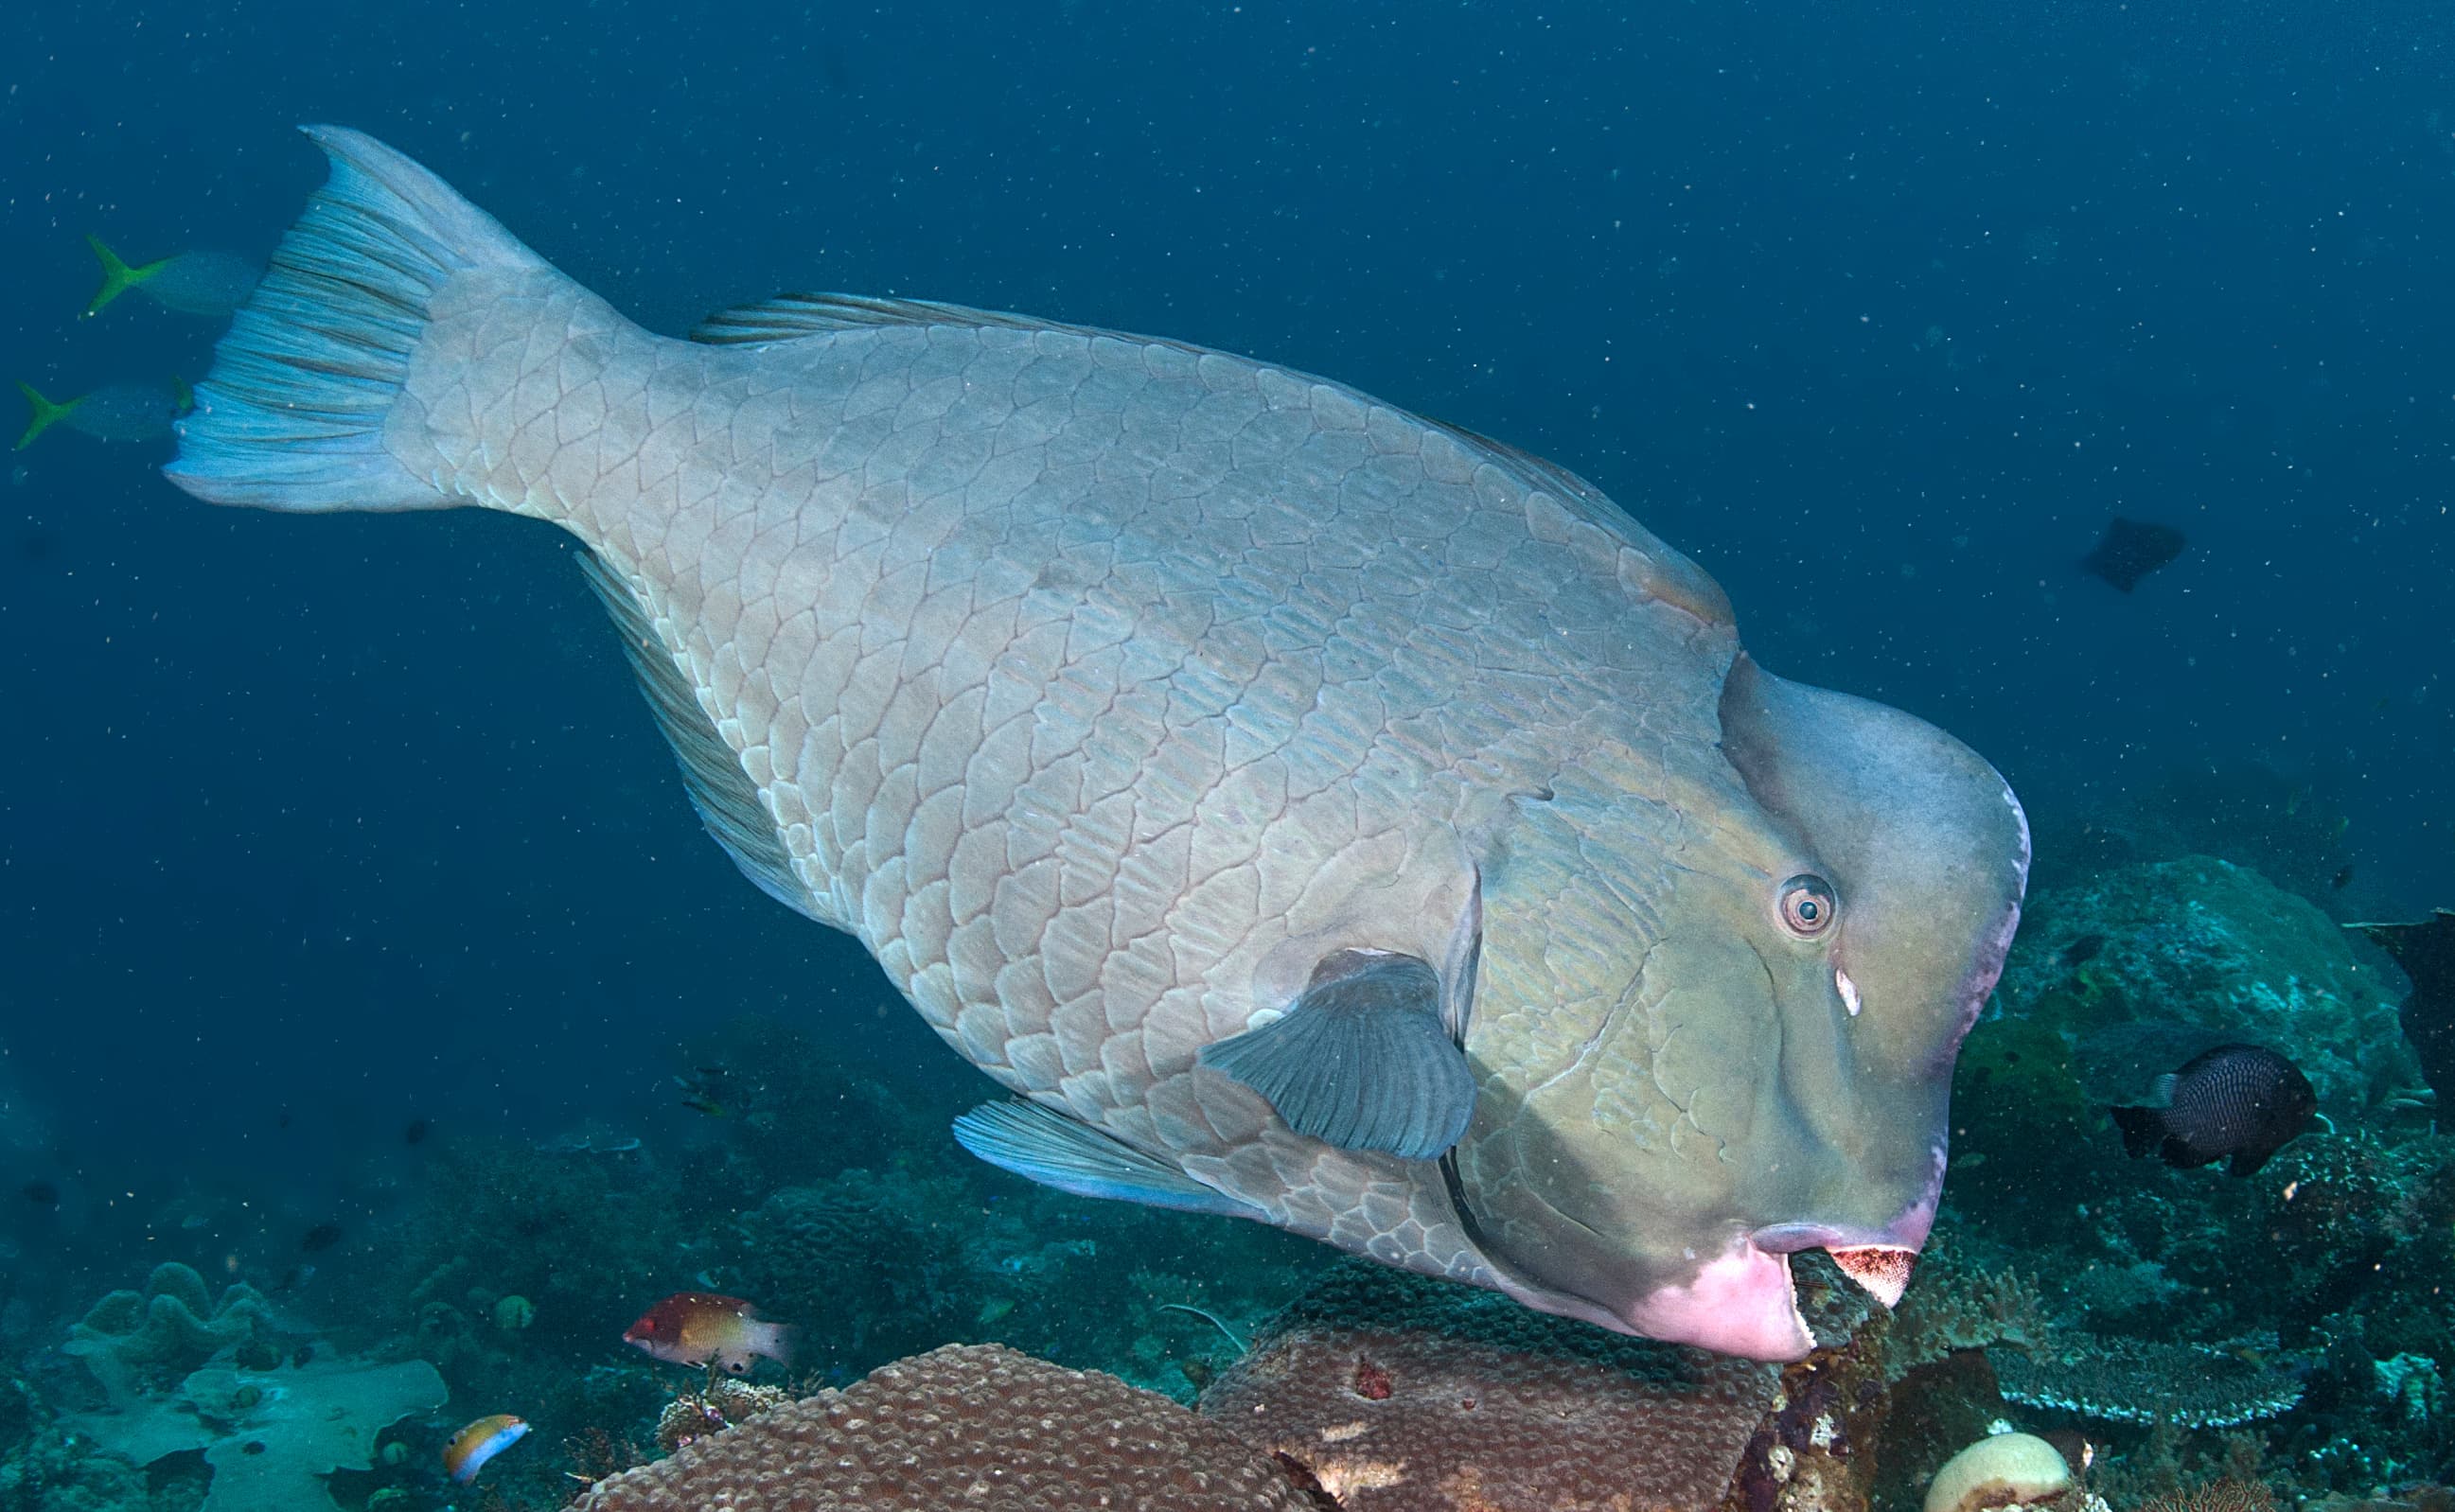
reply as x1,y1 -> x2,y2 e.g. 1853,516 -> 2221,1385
1453,655 -> 2027,1357
164,127 -> 2029,1363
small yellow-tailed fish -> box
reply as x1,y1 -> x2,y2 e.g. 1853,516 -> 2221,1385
442,1414 -> 528,1485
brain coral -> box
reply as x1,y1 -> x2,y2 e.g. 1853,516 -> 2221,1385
1196,1261 -> 1779,1512
575,1343 -> 1319,1511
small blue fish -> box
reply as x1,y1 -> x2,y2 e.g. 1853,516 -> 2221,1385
84,236 -> 261,320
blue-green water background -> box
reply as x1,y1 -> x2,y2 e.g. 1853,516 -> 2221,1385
1,1 -> 2448,1264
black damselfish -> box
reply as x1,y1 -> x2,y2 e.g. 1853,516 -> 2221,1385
2110,1043 -> 2317,1177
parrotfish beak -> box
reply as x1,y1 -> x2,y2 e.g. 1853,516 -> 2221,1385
1826,1244 -> 1917,1309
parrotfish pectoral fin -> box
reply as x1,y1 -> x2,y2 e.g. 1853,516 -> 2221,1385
952,1100 -> 1264,1220
165,126 -> 549,514
82,235 -> 168,317
1197,949 -> 1475,1160
13,381 -> 82,450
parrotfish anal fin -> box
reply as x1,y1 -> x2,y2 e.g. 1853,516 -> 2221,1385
575,550 -> 821,922
951,1100 -> 1263,1219
689,291 -> 1212,354
1198,949 -> 1475,1161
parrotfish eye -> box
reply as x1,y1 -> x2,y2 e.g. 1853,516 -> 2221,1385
1777,874 -> 1837,937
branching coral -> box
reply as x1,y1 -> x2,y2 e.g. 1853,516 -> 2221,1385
2136,1478 -> 2282,1512
1886,1251 -> 2050,1380
1989,1336 -> 2303,1429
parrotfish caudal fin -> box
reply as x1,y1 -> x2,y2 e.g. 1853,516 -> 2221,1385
164,126 -> 548,514
13,381 -> 82,450
83,235 -> 168,317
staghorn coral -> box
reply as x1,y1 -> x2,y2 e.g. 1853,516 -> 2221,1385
575,1343 -> 1319,1511
1989,1335 -> 2303,1429
1196,1260 -> 1778,1512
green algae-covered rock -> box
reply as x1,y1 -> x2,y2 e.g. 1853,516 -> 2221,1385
1995,854 -> 2418,1115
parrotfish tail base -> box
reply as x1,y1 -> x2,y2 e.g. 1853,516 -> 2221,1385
164,127 -> 536,514
83,235 -> 167,318
13,381 -> 81,450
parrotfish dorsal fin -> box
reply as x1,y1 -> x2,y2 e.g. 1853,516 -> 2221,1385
688,291 -> 1213,352
1432,421 -> 1615,510
1199,949 -> 1475,1160
575,549 -> 822,923
951,1099 -> 1263,1219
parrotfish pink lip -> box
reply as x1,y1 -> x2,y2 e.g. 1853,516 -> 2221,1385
1624,1238 -> 1814,1360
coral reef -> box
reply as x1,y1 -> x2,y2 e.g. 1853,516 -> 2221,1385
1988,1336 -> 2304,1429
1922,1432 -> 2074,1512
1883,1242 -> 2051,1380
1992,856 -> 2417,1115
574,1343 -> 1320,1511
2136,1477 -> 2283,1512
379,1126 -> 729,1447
652,1376 -> 788,1454
723,1167 -> 971,1371
1197,1260 -> 1778,1511
62,1261 -> 274,1406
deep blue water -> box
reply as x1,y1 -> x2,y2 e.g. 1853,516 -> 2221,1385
2,0 -> 2448,1350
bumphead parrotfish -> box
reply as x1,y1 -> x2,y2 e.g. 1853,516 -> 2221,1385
164,130 -> 2030,1360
